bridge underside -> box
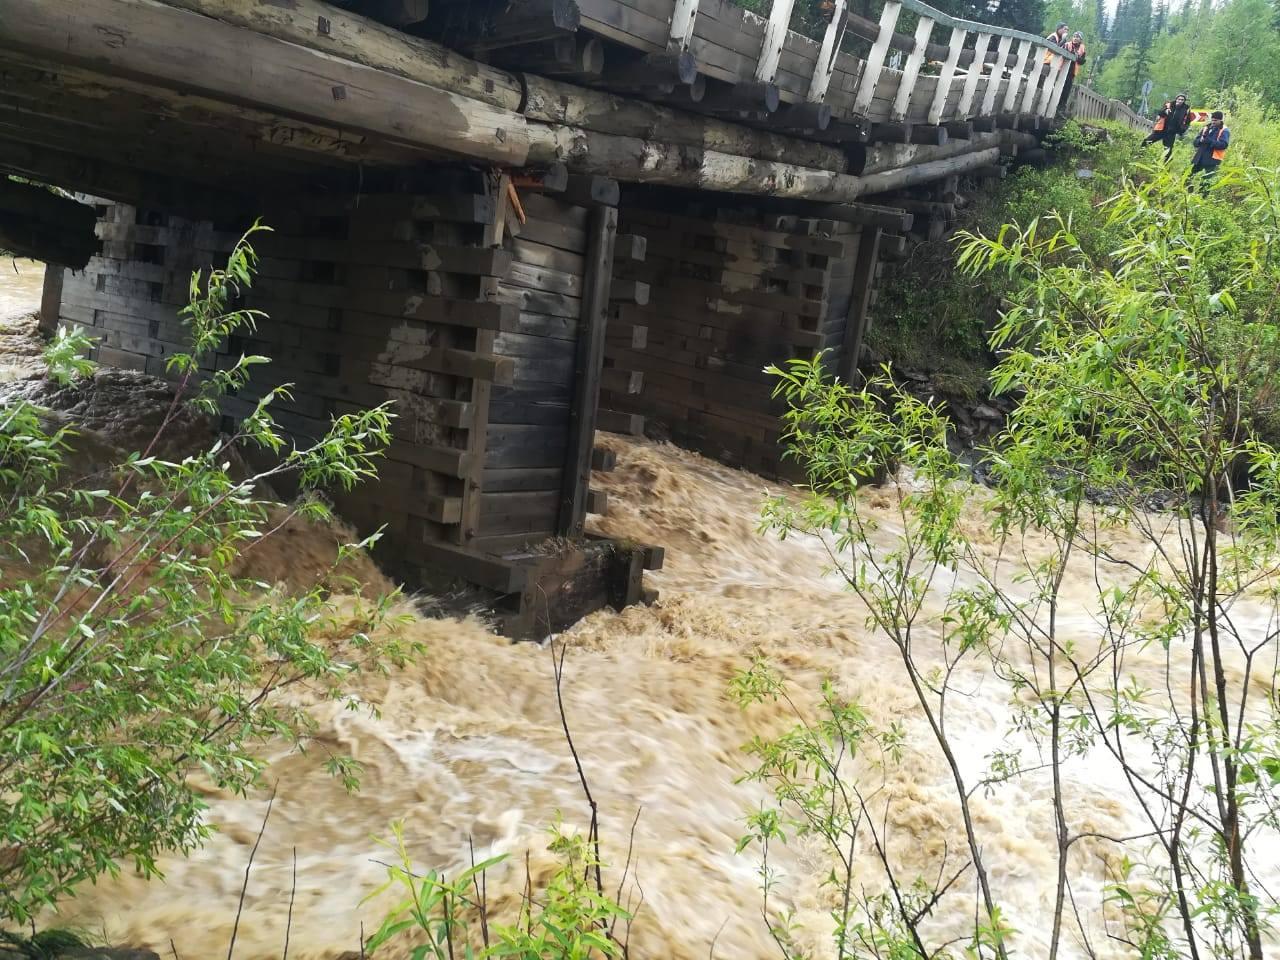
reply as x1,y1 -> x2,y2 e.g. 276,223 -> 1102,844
0,0 -> 1061,635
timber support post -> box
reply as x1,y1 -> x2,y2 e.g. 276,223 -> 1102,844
559,203 -> 618,536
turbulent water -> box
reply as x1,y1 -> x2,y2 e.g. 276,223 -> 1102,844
3,266 -> 1278,960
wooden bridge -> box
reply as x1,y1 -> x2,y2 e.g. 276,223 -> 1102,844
0,0 -> 1133,636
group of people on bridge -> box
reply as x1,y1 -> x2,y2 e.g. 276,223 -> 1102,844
1043,22 -> 1231,188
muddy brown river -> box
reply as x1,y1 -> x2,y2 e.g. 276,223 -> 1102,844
3,264 -> 1277,960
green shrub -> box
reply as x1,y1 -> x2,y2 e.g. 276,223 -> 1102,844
0,225 -> 412,923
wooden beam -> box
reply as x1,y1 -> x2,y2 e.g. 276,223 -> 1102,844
40,262 -> 64,336
837,226 -> 881,383
0,178 -> 98,268
159,0 -> 848,171
560,204 -> 618,536
0,0 -> 530,166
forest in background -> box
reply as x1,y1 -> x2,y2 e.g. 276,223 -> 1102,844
1045,0 -> 1280,109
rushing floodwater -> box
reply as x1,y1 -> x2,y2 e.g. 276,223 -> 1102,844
3,267 -> 1277,960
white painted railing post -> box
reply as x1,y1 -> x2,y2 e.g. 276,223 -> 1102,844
1001,38 -> 1032,113
1043,54 -> 1072,116
756,0 -> 799,82
1019,47 -> 1046,114
852,0 -> 902,116
956,31 -> 991,117
891,14 -> 935,120
668,0 -> 699,52
927,25 -> 967,123
807,0 -> 849,102
981,34 -> 1013,116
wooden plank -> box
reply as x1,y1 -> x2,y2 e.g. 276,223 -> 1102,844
837,226 -> 881,383
417,541 -> 528,592
755,0 -> 798,83
483,466 -> 565,492
981,35 -> 1013,116
807,0 -> 848,103
852,0 -> 902,117
669,0 -> 700,51
891,15 -> 935,122
956,33 -> 991,117
1002,39 -> 1033,113
928,26 -> 967,124
558,204 -> 618,536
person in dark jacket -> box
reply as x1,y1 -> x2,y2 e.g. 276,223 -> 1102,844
1191,111 -> 1231,189
1143,93 -> 1193,160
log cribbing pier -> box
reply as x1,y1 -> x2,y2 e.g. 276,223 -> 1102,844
0,0 -> 1141,636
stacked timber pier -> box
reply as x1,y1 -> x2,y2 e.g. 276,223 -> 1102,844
0,0 -> 1132,635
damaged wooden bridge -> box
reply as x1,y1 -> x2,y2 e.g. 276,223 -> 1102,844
0,0 -> 1122,636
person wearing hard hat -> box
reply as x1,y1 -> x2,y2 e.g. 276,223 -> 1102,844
1191,110 -> 1231,189
1143,93 -> 1194,160
1057,32 -> 1087,117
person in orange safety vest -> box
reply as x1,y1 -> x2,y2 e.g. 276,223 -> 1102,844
1144,93 -> 1194,160
1191,110 -> 1231,189
1056,32 -> 1087,116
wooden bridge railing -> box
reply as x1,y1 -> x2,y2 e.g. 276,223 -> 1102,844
1068,84 -> 1155,131
570,0 -> 1080,130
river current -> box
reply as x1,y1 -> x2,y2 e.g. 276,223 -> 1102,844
3,261 -> 1277,959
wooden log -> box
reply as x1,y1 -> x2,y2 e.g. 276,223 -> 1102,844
779,102 -> 832,131
910,125 -> 949,146
159,0 -> 848,171
701,81 -> 781,115
0,179 -> 98,269
456,0 -> 580,53
512,163 -> 570,193
510,35 -> 603,80
856,147 -> 1001,196
944,120 -> 975,139
0,0 -> 530,166
357,0 -> 429,27
605,51 -> 697,88
852,131 -> 1033,175
869,122 -> 913,143
748,195 -> 913,230
878,233 -> 908,259
591,447 -> 616,471
563,174 -> 619,207
597,409 -> 643,435
614,234 -> 647,261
